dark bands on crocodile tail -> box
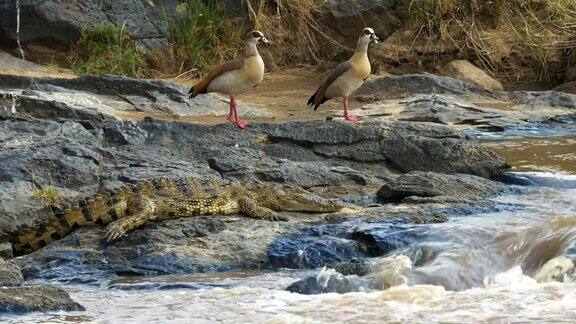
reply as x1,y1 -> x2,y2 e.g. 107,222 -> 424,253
51,205 -> 71,228
78,198 -> 94,225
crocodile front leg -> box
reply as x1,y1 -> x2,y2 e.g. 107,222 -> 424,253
238,198 -> 288,221
104,198 -> 157,242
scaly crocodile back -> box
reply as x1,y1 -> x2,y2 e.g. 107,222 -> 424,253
4,177 -> 224,255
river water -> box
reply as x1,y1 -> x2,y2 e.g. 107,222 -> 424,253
4,136 -> 576,323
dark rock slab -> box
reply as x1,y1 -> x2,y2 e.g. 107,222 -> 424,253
323,0 -> 401,46
286,270 -> 370,294
15,216 -> 305,280
349,222 -> 427,255
267,234 -> 369,269
267,217 -> 432,270
376,122 -> 507,177
495,172 -> 576,189
0,0 -> 178,53
378,171 -> 503,200
0,285 -> 84,313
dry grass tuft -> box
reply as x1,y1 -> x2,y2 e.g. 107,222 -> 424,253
243,0 -> 340,65
380,0 -> 576,82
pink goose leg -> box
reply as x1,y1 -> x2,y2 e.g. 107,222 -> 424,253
227,96 -> 236,122
343,96 -> 360,123
230,96 -> 249,129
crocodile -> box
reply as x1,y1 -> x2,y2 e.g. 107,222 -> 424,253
1,178 -> 344,255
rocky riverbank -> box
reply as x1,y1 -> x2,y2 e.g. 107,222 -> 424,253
1,71 -> 575,314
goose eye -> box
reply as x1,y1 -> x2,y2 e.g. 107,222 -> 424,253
252,31 -> 261,38
363,29 -> 371,36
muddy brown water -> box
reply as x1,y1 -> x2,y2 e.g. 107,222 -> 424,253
486,137 -> 576,174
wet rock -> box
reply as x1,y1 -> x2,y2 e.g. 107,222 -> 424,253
358,92 -> 576,137
0,258 -> 23,286
349,222 -> 426,255
15,216 -> 304,279
267,234 -> 369,269
267,216 -> 432,270
495,172 -> 576,189
323,0 -> 401,46
261,121 -> 506,178
1,102 -> 508,280
0,285 -> 84,313
355,74 -> 495,101
378,172 -> 502,201
286,268 -> 370,294
330,258 -> 371,276
258,162 -> 368,188
441,60 -> 504,91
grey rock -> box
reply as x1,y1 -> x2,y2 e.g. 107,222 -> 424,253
441,60 -> 504,91
510,91 -> 576,109
0,74 -> 270,121
355,74 -> 495,101
0,258 -> 23,286
0,115 -> 507,234
286,271 -> 370,295
15,216 -> 306,279
378,171 -> 502,200
0,0 -> 177,53
323,0 -> 401,46
359,93 -> 576,136
377,122 -> 507,177
0,243 -> 12,259
0,50 -> 46,71
0,285 -> 84,313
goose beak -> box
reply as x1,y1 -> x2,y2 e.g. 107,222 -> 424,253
371,34 -> 379,44
260,37 -> 271,45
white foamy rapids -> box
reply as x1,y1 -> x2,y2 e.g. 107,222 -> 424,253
6,276 -> 576,323
535,256 -> 576,283
371,254 -> 412,289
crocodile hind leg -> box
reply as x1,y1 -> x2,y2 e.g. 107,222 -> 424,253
104,198 -> 157,242
238,198 -> 288,221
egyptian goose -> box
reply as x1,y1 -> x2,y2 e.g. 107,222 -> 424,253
308,28 -> 379,122
189,31 -> 270,128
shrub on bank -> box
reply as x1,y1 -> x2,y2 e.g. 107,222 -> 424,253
68,23 -> 148,77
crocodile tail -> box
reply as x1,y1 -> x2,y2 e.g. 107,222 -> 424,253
11,187 -> 134,255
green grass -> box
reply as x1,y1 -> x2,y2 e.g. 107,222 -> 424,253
168,0 -> 241,72
32,186 -> 61,207
68,23 -> 148,77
